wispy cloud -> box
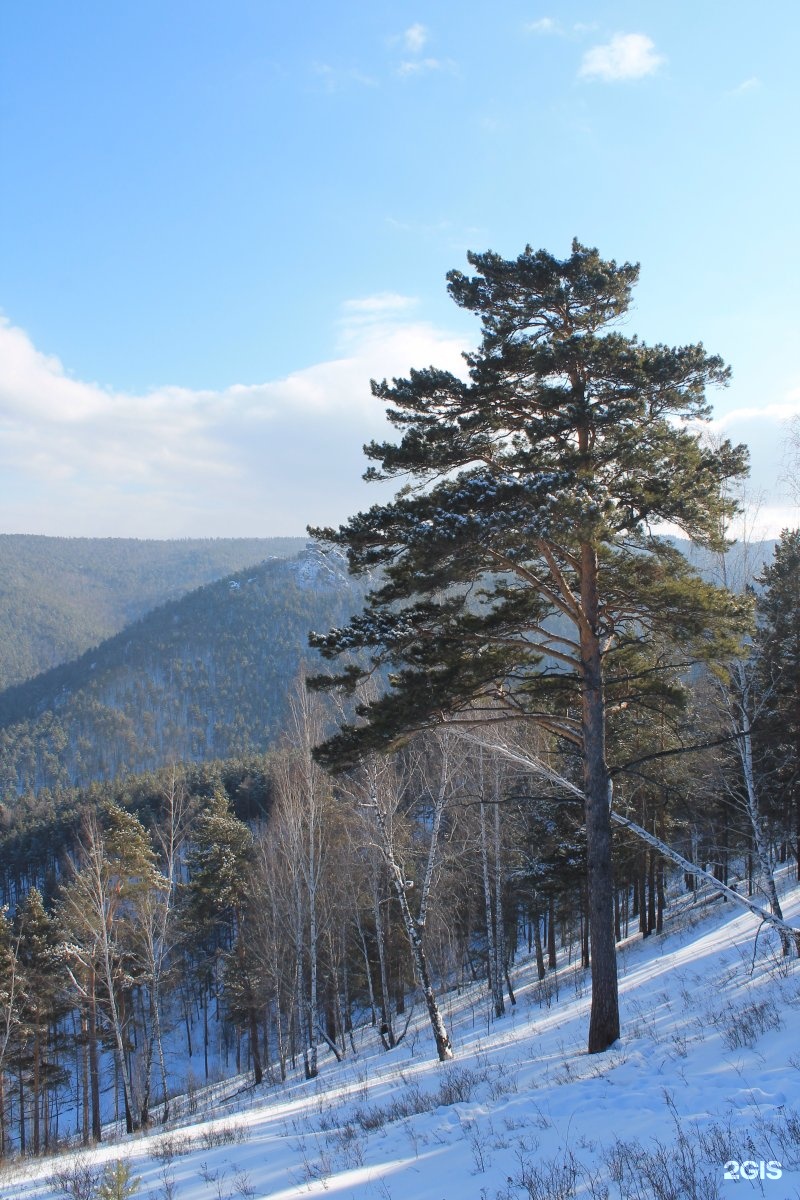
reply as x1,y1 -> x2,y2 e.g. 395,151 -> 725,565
579,33 -> 664,82
730,76 -> 761,96
393,21 -> 455,78
0,310 -> 467,537
403,23 -> 428,54
525,18 -> 597,38
526,17 -> 559,35
397,56 -> 449,77
311,62 -> 378,91
341,293 -> 418,316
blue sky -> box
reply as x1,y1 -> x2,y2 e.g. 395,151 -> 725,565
1,1 -> 798,538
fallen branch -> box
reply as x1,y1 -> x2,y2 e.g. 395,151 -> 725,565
448,726 -> 800,953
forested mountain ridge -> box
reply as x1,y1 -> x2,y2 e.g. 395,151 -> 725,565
0,546 -> 365,794
0,534 -> 306,690
0,536 -> 777,800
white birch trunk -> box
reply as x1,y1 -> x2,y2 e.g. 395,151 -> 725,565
364,761 -> 453,1061
730,667 -> 794,954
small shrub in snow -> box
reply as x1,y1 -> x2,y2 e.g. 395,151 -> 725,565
499,1148 -> 583,1200
48,1153 -> 102,1200
197,1160 -> 223,1186
153,1165 -> 177,1200
459,1117 -> 491,1173
354,1081 -> 434,1131
668,1031 -> 688,1058
233,1167 -> 257,1198
386,1080 -> 431,1121
353,1103 -> 387,1132
718,996 -> 782,1049
532,973 -> 558,1009
200,1121 -> 248,1149
754,1105 -> 800,1166
605,1126 -> 721,1200
323,1121 -> 366,1169
185,1069 -> 200,1116
152,1131 -> 194,1163
435,1065 -> 478,1106
486,1065 -> 517,1100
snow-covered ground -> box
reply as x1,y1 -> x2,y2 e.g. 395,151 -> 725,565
4,873 -> 799,1200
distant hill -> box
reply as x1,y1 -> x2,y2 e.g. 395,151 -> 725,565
0,535 -> 779,798
0,534 -> 306,689
0,545 -> 365,794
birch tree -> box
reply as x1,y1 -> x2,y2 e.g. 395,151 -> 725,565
269,682 -> 336,1078
345,746 -> 456,1062
60,804 -> 162,1134
133,768 -> 195,1119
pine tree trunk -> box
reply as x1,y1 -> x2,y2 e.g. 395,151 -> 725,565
581,883 -> 590,970
639,850 -> 648,936
89,972 -> 101,1142
479,800 -> 504,1017
580,543 -> 620,1053
533,910 -> 546,981
203,984 -> 209,1081
0,1070 -> 5,1158
274,989 -> 287,1082
547,895 -> 557,969
43,1054 -> 49,1151
81,1011 -> 89,1144
33,1030 -> 40,1154
249,1009 -> 263,1085
18,1072 -> 24,1155
355,909 -> 378,1028
656,823 -> 665,934
647,848 -> 657,935
493,797 -> 507,1009
373,885 -> 396,1048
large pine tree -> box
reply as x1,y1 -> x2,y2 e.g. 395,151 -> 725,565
309,240 -> 750,1052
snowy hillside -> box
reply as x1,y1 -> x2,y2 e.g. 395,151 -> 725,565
4,872 -> 799,1200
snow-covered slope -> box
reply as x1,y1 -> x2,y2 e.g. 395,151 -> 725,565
5,874 -> 799,1200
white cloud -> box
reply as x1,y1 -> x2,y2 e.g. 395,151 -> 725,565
403,23 -> 428,53
526,17 -> 559,35
579,33 -> 664,83
706,396 -> 800,431
7,307 -> 791,540
397,56 -> 449,77
311,62 -> 378,91
0,309 -> 468,538
341,293 -> 418,317
694,393 -> 800,536
730,76 -> 761,96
